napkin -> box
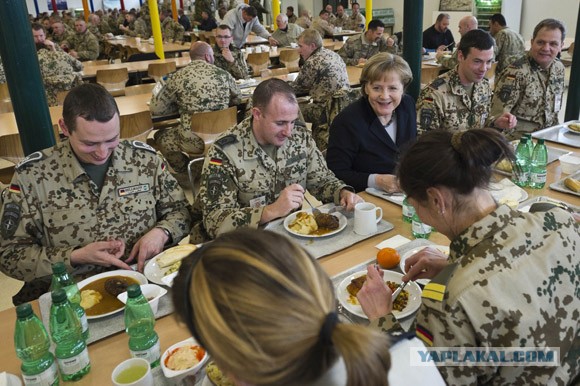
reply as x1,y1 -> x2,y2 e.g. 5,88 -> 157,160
0,372 -> 6,386
375,235 -> 412,250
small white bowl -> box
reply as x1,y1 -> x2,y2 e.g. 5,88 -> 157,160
117,284 -> 167,315
160,337 -> 209,381
559,153 -> 580,174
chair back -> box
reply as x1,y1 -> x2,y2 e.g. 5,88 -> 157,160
119,111 -> 154,142
147,62 -> 177,82
0,83 -> 10,102
569,42 -> 575,56
246,52 -> 270,76
124,83 -> 156,96
56,90 -> 69,105
0,124 -> 60,164
189,106 -> 238,155
279,49 -> 300,72
420,66 -> 440,85
96,68 -> 129,96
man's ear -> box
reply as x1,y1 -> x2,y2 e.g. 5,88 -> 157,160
59,118 -> 71,137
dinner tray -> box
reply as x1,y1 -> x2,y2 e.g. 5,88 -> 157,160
518,195 -> 580,213
549,170 -> 580,197
365,188 -> 404,206
531,121 -> 580,148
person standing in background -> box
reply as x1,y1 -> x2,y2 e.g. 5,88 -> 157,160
488,13 -> 526,75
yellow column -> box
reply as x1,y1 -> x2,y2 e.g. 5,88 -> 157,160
272,0 -> 280,30
149,0 -> 165,59
365,0 -> 372,29
82,0 -> 89,22
171,0 -> 178,21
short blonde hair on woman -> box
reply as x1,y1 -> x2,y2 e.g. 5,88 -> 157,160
173,229 -> 391,386
360,52 -> 413,97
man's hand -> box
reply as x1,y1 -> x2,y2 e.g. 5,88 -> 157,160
69,50 -> 79,58
375,174 -> 400,193
221,47 -> 235,63
357,264 -> 392,321
268,36 -> 278,46
260,183 -> 305,224
339,189 -> 363,211
126,227 -> 169,272
493,112 -> 517,130
43,40 -> 57,51
402,246 -> 449,282
357,58 -> 367,65
386,37 -> 395,47
70,239 -> 130,270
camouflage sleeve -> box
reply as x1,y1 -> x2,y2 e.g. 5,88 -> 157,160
0,59 -> 6,83
368,313 -> 406,333
75,35 -> 99,60
134,22 -> 151,39
488,67 -> 523,127
175,24 -> 185,41
227,74 -> 242,106
437,53 -> 457,70
67,54 -> 83,72
291,62 -> 314,95
228,51 -> 250,79
149,80 -> 179,116
416,87 -> 442,135
338,40 -> 358,66
304,133 -> 348,203
200,146 -> 263,239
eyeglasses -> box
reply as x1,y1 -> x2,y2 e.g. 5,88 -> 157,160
216,35 -> 231,39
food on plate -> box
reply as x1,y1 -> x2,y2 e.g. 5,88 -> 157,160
164,261 -> 182,276
313,211 -> 340,230
80,289 -> 103,310
498,198 -> 519,208
206,361 -> 235,386
346,275 -> 409,312
164,345 -> 206,371
79,275 -> 140,316
157,244 -> 197,269
288,212 -> 318,235
495,158 -> 513,173
104,277 -> 134,296
568,123 -> 580,132
376,247 -> 400,269
564,177 -> 580,192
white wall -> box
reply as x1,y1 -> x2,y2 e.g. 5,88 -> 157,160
520,0 -> 578,41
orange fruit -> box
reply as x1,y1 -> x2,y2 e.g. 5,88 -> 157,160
376,247 -> 401,269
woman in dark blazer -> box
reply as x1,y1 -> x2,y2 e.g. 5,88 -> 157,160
326,53 -> 416,192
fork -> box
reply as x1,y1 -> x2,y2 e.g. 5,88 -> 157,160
304,196 -> 323,216
391,281 -> 408,302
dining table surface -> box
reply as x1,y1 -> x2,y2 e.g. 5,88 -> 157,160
0,135 -> 578,383
105,36 -> 191,55
81,56 -> 192,79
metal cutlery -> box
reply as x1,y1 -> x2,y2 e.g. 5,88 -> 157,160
391,281 -> 409,302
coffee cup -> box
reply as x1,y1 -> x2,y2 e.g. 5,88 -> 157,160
354,202 -> 382,235
255,46 -> 262,53
112,358 -> 153,386
135,37 -> 141,44
246,46 -> 254,54
271,46 -> 277,53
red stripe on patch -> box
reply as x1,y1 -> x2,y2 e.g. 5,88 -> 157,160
9,184 -> 21,193
209,158 -> 222,166
416,324 -> 434,346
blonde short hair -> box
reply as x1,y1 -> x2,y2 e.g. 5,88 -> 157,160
360,52 -> 413,97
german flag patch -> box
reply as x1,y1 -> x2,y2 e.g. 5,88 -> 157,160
416,324 -> 434,346
209,158 -> 222,166
422,282 -> 446,302
9,184 -> 21,194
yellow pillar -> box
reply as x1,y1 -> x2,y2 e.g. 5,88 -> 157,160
272,0 -> 280,30
365,0 -> 372,29
149,0 -> 165,59
171,0 -> 178,21
82,0 -> 89,22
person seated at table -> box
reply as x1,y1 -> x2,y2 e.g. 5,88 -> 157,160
159,9 -> 185,42
50,20 -> 73,46
296,9 -> 312,29
190,78 -> 361,242
173,228 -> 446,385
286,5 -> 297,24
327,53 -> 415,193
150,41 -> 241,186
61,18 -> 100,61
422,13 -> 454,52
177,9 -> 192,31
338,19 -> 396,67
435,15 -> 478,71
195,10 -> 217,32
222,4 -> 277,49
119,9 -> 152,39
271,13 -> 304,47
213,24 -> 250,80
346,2 -> 365,32
0,83 -> 192,305
310,10 -> 335,38
325,4 -> 336,24
357,128 -> 580,385
333,5 -> 348,29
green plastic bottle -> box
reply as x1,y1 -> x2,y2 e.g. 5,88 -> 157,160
50,262 -> 89,341
529,138 -> 548,189
124,284 -> 161,368
14,303 -> 59,386
512,136 -> 530,187
49,289 -> 91,382
411,212 -> 432,239
402,196 -> 415,223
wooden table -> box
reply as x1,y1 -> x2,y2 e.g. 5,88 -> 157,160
81,57 -> 192,79
105,37 -> 191,55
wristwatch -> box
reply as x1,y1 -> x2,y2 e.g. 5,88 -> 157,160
156,227 -> 173,245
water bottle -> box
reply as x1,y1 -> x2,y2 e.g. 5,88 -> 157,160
512,136 -> 530,187
50,262 -> 88,341
529,138 -> 548,189
402,196 -> 415,223
523,133 -> 534,156
124,284 -> 160,368
411,212 -> 432,239
14,303 -> 59,386
49,289 -> 91,382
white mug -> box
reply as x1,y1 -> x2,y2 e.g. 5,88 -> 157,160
271,46 -> 277,53
354,202 -> 383,235
246,46 -> 254,54
112,358 -> 153,386
255,46 -> 262,53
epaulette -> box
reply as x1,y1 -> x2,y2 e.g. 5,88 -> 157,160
510,56 -> 526,68
429,77 -> 445,90
421,262 -> 458,306
214,134 -> 237,148
15,151 -> 44,171
131,140 -> 156,154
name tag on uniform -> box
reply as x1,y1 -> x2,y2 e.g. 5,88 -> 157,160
118,184 -> 150,197
249,196 -> 266,208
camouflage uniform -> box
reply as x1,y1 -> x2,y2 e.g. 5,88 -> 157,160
161,16 -> 185,42
338,33 -> 396,66
63,30 -> 100,61
346,12 -> 365,31
51,30 -> 74,45
310,17 -> 334,38
371,205 -> 579,385
213,44 -> 250,80
291,46 -> 349,125
37,48 -> 83,106
328,13 -> 336,25
296,15 -> 311,29
416,68 -> 492,135
149,60 -> 241,173
195,0 -> 215,22
271,23 -> 304,47
493,27 -> 525,75
191,118 -> 350,241
0,140 -> 192,305
488,54 -> 564,140
333,13 -> 349,29
125,17 -> 152,38
0,56 -> 5,83
436,49 -> 458,70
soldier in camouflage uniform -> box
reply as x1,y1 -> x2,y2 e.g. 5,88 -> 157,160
0,84 -> 192,305
338,20 -> 396,66
62,19 -> 99,61
435,16 -> 478,70
120,11 -> 152,39
213,24 -> 250,79
416,30 -> 516,135
325,4 -> 336,24
36,44 -> 83,106
271,14 -> 304,47
488,19 -> 565,140
150,42 -> 241,178
190,78 -> 362,242
346,2 -> 365,31
50,21 -> 74,46
194,0 -> 215,23
358,129 -> 579,386
489,13 -> 525,75
159,9 -> 185,42
333,5 -> 348,29
291,29 -> 349,129
310,10 -> 334,38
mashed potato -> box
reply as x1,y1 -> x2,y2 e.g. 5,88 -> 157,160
165,345 -> 204,371
80,289 -> 103,310
288,212 -> 318,235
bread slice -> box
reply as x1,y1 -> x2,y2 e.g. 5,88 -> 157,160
157,244 -> 197,268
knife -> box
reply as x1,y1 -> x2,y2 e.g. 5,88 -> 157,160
391,281 -> 408,302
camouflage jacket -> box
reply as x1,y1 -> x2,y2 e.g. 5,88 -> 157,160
193,117 -> 349,240
346,13 -> 365,31
0,56 -> 5,83
338,33 -> 395,66
493,27 -> 525,75
416,68 -> 492,135
0,140 -> 192,303
291,47 -> 349,103
213,44 -> 250,79
161,17 -> 185,42
63,30 -> 100,61
371,205 -> 579,385
333,13 -> 349,29
125,17 -> 152,38
296,15 -> 311,29
488,54 -> 564,139
51,31 -> 74,45
271,23 -> 304,47
37,48 -> 83,106
310,17 -> 334,37
149,59 -> 241,131
436,49 -> 458,70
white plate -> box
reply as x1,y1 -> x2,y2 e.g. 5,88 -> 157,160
399,245 -> 450,286
144,244 -> 198,285
77,270 -> 147,319
336,270 -> 422,319
565,121 -> 580,135
283,209 -> 347,238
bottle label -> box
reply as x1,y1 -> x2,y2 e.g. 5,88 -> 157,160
130,339 -> 160,364
402,204 -> 415,218
57,346 -> 90,375
412,220 -> 432,236
23,361 -> 58,386
530,172 -> 546,184
79,313 -> 88,335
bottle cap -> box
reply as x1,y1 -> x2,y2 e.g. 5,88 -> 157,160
127,284 -> 142,298
51,288 -> 67,303
520,137 -> 528,143
52,262 -> 66,274
16,303 -> 32,318
537,138 -> 544,144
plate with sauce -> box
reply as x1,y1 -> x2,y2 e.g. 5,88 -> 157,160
283,209 -> 347,238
